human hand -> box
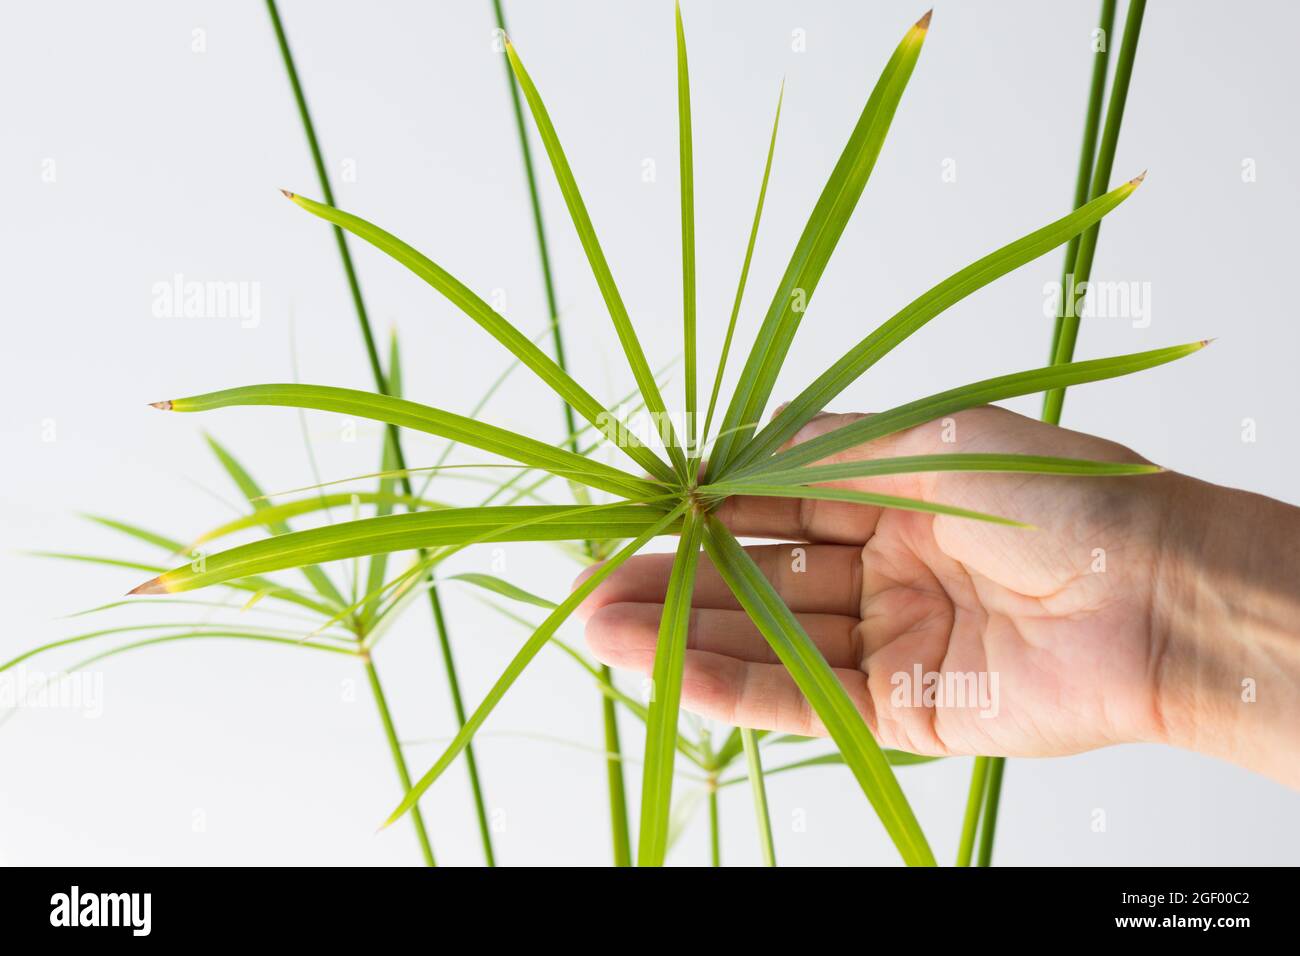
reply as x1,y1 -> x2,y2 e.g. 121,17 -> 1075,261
576,406 -> 1300,787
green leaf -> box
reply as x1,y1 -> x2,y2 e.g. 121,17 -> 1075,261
2,623 -> 354,672
732,341 -> 1208,477
384,505 -> 686,827
158,384 -> 665,500
707,12 -> 931,475
719,452 -> 1162,488
204,433 -> 347,608
504,39 -> 688,475
477,596 -> 711,768
447,573 -> 557,611
414,324 -> 558,501
719,749 -> 941,786
702,517 -> 934,866
706,484 -> 1029,528
30,549 -> 339,616
676,1 -> 697,456
65,596 -> 323,626
129,502 -> 678,595
698,81 -> 783,460
364,329 -> 405,624
637,509 -> 704,866
191,490 -> 450,549
722,175 -> 1146,475
284,192 -> 676,485
81,514 -> 183,553
57,631 -> 356,667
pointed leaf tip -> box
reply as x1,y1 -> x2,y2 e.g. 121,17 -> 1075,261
127,577 -> 168,596
916,9 -> 933,30
149,400 -> 173,411
1130,170 -> 1147,186
280,189 -> 295,199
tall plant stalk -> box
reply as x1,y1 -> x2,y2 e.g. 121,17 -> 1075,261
708,781 -> 721,866
975,755 -> 1005,867
489,0 -> 633,866
365,656 -> 436,865
1045,0 -> 1118,364
955,754 -> 989,866
964,0 -> 1145,866
265,0 -> 495,866
1043,0 -> 1146,420
741,729 -> 776,866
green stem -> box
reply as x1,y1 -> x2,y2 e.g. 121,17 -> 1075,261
741,728 -> 776,866
266,0 -> 495,866
1043,0 -> 1147,421
489,0 -> 633,865
601,663 -> 633,867
1046,0 -> 1117,364
976,757 -> 1005,867
708,777 -> 721,867
955,755 -> 989,866
967,0 -> 1144,867
364,656 -> 436,866
489,0 -> 576,450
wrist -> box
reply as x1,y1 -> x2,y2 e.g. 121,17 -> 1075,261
1148,474 -> 1300,787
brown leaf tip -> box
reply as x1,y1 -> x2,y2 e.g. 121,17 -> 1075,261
1130,170 -> 1147,186
149,400 -> 173,411
127,577 -> 168,596
916,9 -> 933,30
280,188 -> 295,199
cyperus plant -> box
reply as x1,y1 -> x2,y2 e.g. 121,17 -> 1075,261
127,7 -> 1202,865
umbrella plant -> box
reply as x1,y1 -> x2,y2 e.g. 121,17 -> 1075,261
10,1 -> 1190,868
44,4 -> 1195,864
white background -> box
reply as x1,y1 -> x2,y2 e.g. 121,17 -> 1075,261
1,0 -> 1296,865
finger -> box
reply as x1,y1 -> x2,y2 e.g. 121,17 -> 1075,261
679,650 -> 948,753
585,601 -> 864,669
576,543 -> 863,620
679,649 -> 874,739
713,491 -> 881,545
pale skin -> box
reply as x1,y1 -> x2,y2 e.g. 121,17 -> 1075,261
576,406 -> 1300,790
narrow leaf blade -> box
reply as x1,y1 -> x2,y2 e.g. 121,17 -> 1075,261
159,384 -> 664,500
724,175 -> 1146,475
708,12 -> 931,474
698,82 -> 783,459
283,191 -> 676,484
504,39 -> 687,474
637,509 -> 703,866
722,453 -> 1161,488
708,484 -> 1029,528
384,505 -> 686,826
676,2 -> 697,456
703,518 -> 935,866
732,341 -> 1208,477
130,503 -> 678,595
